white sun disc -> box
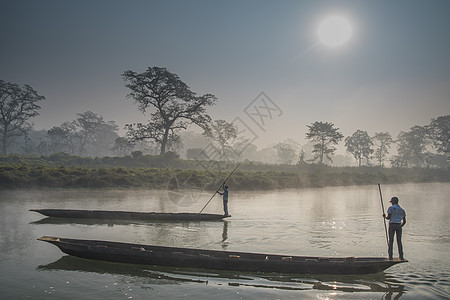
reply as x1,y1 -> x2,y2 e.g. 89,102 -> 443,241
318,16 -> 352,47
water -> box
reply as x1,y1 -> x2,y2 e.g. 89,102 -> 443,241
0,183 -> 449,299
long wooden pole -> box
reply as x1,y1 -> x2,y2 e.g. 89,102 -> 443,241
378,183 -> 389,247
199,163 -> 241,214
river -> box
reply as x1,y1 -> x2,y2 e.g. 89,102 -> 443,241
0,183 -> 449,299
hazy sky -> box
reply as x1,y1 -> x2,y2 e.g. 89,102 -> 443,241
1,0 -> 449,150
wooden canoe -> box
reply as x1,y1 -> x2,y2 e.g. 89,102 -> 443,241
38,236 -> 407,275
30,209 -> 229,221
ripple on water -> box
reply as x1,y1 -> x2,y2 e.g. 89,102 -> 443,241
393,270 -> 450,299
2,184 -> 450,299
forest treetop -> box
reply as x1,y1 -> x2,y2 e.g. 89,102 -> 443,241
1,72 -> 449,168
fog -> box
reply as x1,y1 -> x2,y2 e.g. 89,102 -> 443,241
1,1 -> 449,166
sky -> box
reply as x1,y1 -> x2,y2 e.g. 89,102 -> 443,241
1,0 -> 449,152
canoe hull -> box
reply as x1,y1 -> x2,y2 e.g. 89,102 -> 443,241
38,236 -> 407,275
30,209 -> 228,221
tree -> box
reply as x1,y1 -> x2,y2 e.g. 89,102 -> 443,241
20,124 -> 35,154
91,120 -> 119,156
73,111 -> 118,156
133,139 -> 159,155
186,148 -> 203,160
274,139 -> 299,165
297,149 -> 307,165
203,119 -> 238,160
125,117 -> 182,155
59,121 -> 79,155
0,80 -> 45,154
74,111 -> 104,155
372,132 -> 393,167
305,121 -> 344,164
428,115 -> 450,162
345,130 -> 374,166
393,126 -> 430,167
123,67 -> 216,155
112,137 -> 134,157
46,125 -> 71,154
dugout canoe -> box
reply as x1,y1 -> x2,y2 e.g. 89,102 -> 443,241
37,236 -> 407,275
30,209 -> 229,221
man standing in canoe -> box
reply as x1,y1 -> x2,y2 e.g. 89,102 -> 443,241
217,183 -> 230,216
383,196 -> 406,260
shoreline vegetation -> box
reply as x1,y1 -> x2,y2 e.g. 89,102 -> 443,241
1,154 -> 449,190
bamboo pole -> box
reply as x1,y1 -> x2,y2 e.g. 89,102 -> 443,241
378,183 -> 389,247
199,163 -> 240,214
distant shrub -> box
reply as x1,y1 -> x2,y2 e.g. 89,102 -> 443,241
0,154 -> 449,190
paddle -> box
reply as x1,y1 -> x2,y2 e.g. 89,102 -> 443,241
199,163 -> 241,214
378,183 -> 389,247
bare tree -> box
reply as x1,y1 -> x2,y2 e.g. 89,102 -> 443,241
123,67 -> 216,155
0,80 -> 45,154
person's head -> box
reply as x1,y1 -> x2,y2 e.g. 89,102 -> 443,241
390,197 -> 399,204
224,185 -> 228,190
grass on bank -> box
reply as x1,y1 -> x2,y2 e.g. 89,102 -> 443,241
0,154 -> 448,190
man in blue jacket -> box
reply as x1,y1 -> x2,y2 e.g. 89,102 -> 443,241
218,183 -> 229,216
383,196 -> 406,260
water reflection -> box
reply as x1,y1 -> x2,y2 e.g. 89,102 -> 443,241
383,287 -> 405,300
30,217 -> 222,227
38,255 -> 406,296
221,221 -> 229,246
31,216 -> 232,249
30,217 -> 130,226
38,256 -> 201,285
2,184 -> 449,299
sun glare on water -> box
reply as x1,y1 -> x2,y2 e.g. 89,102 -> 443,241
318,16 -> 352,47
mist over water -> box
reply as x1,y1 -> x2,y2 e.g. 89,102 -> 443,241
1,183 -> 449,299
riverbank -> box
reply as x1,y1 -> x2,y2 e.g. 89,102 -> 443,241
1,162 -> 448,190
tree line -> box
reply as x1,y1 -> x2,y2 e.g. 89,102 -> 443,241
300,119 -> 448,168
1,71 -> 449,168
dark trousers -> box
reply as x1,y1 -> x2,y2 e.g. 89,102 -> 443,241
388,223 -> 403,259
223,200 -> 228,216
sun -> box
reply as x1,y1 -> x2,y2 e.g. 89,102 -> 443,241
318,16 -> 352,47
